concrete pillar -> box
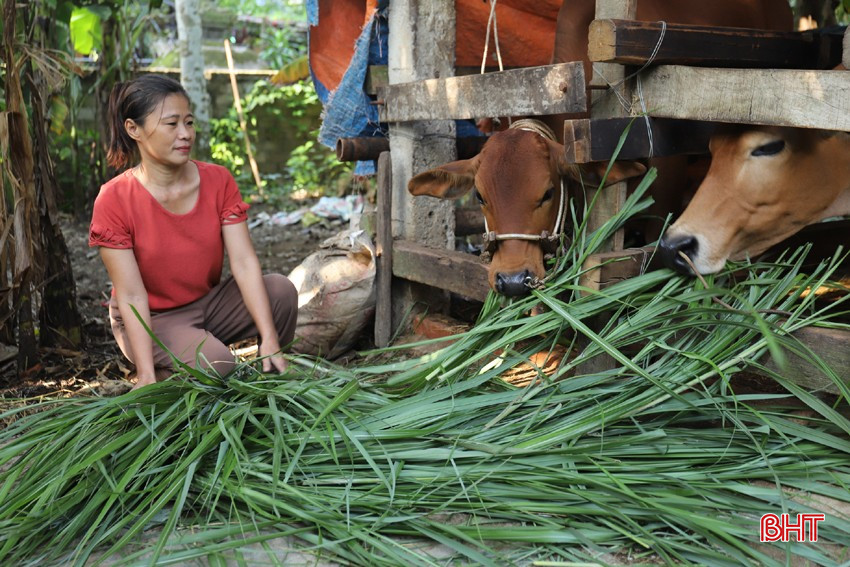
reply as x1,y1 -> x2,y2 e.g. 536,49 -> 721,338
387,0 -> 457,331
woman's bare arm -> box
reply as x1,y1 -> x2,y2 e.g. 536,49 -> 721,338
222,221 -> 287,373
99,247 -> 158,388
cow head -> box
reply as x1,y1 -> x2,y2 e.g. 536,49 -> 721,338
659,126 -> 850,274
408,128 -> 645,296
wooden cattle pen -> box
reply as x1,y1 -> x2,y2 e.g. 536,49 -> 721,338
359,0 -> 850,393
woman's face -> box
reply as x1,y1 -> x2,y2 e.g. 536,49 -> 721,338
127,93 -> 195,167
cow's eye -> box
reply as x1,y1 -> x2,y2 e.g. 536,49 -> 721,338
474,189 -> 485,205
751,140 -> 785,157
539,188 -> 554,206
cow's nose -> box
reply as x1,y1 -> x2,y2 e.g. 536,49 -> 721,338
658,234 -> 698,275
495,270 -> 532,296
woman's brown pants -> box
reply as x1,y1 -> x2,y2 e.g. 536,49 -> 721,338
109,274 -> 298,377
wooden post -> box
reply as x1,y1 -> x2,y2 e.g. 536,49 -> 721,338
842,26 -> 849,69
578,0 -> 636,376
387,0 -> 457,331
587,0 -> 636,253
224,38 -> 264,197
374,151 -> 393,347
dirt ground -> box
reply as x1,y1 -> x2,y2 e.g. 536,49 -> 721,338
0,205 -> 341,398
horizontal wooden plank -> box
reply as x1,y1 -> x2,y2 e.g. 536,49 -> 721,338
563,117 -> 714,163
392,240 -> 490,301
589,19 -> 844,69
761,325 -> 850,394
365,65 -> 509,95
378,63 -> 586,123
635,66 -> 850,131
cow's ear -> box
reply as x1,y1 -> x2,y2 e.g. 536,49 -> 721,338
579,160 -> 647,188
407,156 -> 479,199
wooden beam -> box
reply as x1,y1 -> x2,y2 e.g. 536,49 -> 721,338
563,117 -> 713,163
378,62 -> 586,123
374,152 -> 393,348
761,326 -> 850,395
586,0 -> 637,257
844,27 -> 849,69
635,66 -> 850,131
366,65 -> 504,95
589,20 -> 844,69
392,240 -> 490,302
580,0 -> 639,376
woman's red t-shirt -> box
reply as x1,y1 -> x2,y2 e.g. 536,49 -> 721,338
89,161 -> 249,311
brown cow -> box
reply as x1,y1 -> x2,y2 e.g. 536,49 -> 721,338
659,126 -> 850,274
408,124 -> 645,295
408,0 -> 794,296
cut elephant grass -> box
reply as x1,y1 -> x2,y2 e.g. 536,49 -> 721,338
3,160 -> 850,565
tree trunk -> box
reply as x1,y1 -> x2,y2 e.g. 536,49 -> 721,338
29,32 -> 83,349
2,0 -> 41,373
176,0 -> 212,160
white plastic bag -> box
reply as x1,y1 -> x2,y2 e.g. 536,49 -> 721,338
287,229 -> 376,358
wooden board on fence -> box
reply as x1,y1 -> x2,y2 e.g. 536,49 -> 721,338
761,326 -> 850,395
589,20 -> 844,69
378,62 -> 586,123
563,117 -> 714,163
392,240 -> 489,302
635,66 -> 850,131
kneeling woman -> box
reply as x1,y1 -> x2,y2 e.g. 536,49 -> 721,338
89,74 -> 297,389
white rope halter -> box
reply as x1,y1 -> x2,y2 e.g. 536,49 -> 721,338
480,119 -> 568,263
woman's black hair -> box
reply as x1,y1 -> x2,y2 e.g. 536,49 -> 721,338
106,74 -> 189,170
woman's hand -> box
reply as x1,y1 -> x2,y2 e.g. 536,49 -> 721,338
101,247 -> 159,391
258,338 -> 288,374
131,372 -> 158,390
224,222 -> 292,375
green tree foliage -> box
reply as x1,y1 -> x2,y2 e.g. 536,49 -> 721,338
53,0 -> 162,214
210,79 -> 351,203
839,0 -> 850,22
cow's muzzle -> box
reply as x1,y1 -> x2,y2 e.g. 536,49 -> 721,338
495,270 -> 533,296
658,234 -> 698,275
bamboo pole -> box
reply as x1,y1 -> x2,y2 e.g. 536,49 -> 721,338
223,38 -> 264,197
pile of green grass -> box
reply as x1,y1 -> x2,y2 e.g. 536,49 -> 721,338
2,168 -> 849,566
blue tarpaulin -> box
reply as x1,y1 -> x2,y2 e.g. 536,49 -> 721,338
309,2 -> 387,175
